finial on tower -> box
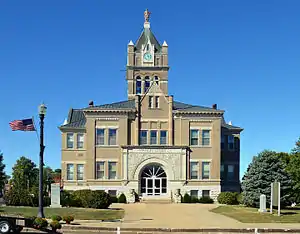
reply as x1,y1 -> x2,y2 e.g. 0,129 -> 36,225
144,9 -> 151,22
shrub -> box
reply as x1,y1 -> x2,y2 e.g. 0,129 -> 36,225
51,215 -> 62,222
33,217 -> 48,229
118,193 -> 127,203
190,196 -> 199,203
72,190 -> 92,208
182,193 -> 191,203
237,193 -> 244,205
217,192 -> 239,205
110,196 -> 118,203
89,190 -> 112,209
4,188 -> 34,206
198,197 -> 214,204
63,215 -> 74,224
50,220 -> 62,232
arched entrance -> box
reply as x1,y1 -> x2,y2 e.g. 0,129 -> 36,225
140,164 -> 167,196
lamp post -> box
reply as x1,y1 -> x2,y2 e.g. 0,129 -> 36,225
37,103 -> 47,218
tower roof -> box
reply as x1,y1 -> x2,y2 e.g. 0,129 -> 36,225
134,9 -> 162,52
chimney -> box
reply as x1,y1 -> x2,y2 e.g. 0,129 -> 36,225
88,100 -> 94,107
212,104 -> 217,109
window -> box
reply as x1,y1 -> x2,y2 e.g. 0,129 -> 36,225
155,96 -> 159,108
160,130 -> 167,145
66,164 -> 74,180
228,135 -> 234,150
149,96 -> 153,108
144,76 -> 150,92
190,190 -> 198,198
77,133 -> 84,149
96,162 -> 105,179
202,130 -> 210,146
77,164 -> 84,180
221,164 -> 225,179
202,162 -> 210,179
190,129 -> 199,146
108,162 -> 117,179
156,58 -> 160,66
108,190 -> 117,197
190,162 -> 198,179
136,77 -> 142,94
150,130 -> 157,145
96,129 -> 105,145
228,165 -> 235,180
140,130 -> 148,145
66,133 -> 74,148
202,190 -> 210,198
154,76 -> 159,85
108,129 -> 117,145
221,135 -> 225,149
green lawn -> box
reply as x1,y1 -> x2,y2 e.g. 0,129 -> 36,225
211,205 -> 300,223
0,206 -> 124,220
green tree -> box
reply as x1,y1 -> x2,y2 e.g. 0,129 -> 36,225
0,152 -> 7,191
285,138 -> 300,203
12,156 -> 37,189
241,150 -> 292,207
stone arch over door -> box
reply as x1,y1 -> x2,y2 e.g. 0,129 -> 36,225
132,157 -> 174,181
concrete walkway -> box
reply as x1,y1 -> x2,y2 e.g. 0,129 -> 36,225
69,203 -> 300,230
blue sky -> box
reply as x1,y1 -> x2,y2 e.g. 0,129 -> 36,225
0,0 -> 299,177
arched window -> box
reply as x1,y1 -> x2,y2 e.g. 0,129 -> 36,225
136,76 -> 141,94
154,76 -> 159,85
144,76 -> 150,93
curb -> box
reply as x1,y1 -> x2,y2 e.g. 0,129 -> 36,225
60,226 -> 300,233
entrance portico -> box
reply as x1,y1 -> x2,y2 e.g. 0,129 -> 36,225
121,146 -> 190,199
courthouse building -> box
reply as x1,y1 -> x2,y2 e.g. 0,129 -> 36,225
59,10 -> 243,201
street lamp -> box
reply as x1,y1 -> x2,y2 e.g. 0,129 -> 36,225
37,103 -> 47,218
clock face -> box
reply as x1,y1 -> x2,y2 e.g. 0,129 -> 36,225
143,52 -> 152,61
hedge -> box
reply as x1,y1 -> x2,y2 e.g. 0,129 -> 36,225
217,192 -> 239,205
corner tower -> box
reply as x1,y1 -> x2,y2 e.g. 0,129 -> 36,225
127,9 -> 169,100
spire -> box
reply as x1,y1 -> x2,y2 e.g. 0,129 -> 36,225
128,40 -> 134,46
144,9 -> 151,29
162,40 -> 168,47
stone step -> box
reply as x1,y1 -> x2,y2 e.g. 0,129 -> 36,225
141,199 -> 172,204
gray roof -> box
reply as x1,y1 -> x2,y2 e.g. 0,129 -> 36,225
135,28 -> 162,52
60,100 -> 229,129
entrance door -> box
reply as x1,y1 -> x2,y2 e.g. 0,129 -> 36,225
141,164 -> 167,196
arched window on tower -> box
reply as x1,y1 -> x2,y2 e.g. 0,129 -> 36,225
154,76 -> 159,85
136,76 -> 142,94
144,76 -> 150,93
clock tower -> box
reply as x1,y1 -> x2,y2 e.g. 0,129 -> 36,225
126,9 -> 169,99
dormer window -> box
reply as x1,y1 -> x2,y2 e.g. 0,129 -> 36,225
144,76 -> 150,93
136,76 -> 142,94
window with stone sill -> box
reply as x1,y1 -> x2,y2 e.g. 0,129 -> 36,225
202,190 -> 210,198
108,129 -> 117,145
155,96 -> 159,108
190,190 -> 198,198
227,165 -> 235,180
108,190 -> 117,197
77,164 -> 84,180
202,162 -> 210,179
150,130 -> 157,145
144,76 -> 151,93
66,133 -> 74,149
202,130 -> 211,146
148,96 -> 153,108
190,129 -> 199,146
96,161 -> 105,179
160,130 -> 167,145
220,164 -> 225,179
77,133 -> 84,149
140,130 -> 148,145
228,135 -> 234,150
96,129 -> 105,146
108,162 -> 117,179
190,162 -> 199,179
66,164 -> 74,180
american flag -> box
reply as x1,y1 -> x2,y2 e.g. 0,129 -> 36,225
9,118 -> 36,131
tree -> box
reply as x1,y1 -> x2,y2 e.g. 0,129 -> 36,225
241,150 -> 293,207
0,152 -> 7,194
11,156 -> 37,189
285,138 -> 300,203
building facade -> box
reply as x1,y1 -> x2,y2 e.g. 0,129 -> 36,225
59,10 -> 243,202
